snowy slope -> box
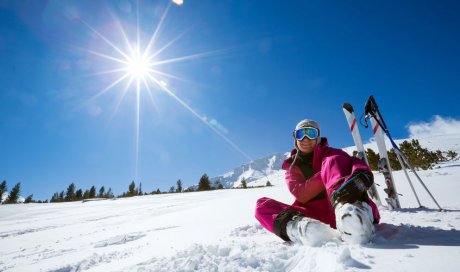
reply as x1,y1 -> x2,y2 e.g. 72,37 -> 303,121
1,160 -> 460,271
2,134 -> 460,271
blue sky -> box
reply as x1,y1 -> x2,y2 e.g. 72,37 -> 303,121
1,0 -> 459,200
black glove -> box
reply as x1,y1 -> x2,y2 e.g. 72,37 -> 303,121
331,170 -> 374,207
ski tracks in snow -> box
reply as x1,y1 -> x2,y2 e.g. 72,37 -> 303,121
94,233 -> 147,248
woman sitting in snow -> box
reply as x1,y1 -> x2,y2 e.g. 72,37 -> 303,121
255,119 -> 380,245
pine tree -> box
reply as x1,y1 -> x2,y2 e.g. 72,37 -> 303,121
106,187 -> 113,198
169,186 -> 175,193
436,150 -> 447,162
75,189 -> 83,200
128,181 -> 136,196
400,140 -> 437,170
59,191 -> 65,202
0,180 -> 7,204
99,186 -> 105,198
215,181 -> 224,190
447,150 -> 458,161
366,148 -> 380,170
138,183 -> 143,195
415,139 -> 436,169
89,186 -> 96,198
24,194 -> 33,203
176,179 -> 183,193
240,177 -> 247,189
65,183 -> 76,202
198,174 -> 211,191
400,140 -> 419,169
83,190 -> 90,199
266,181 -> 272,187
6,182 -> 21,204
51,192 -> 60,202
387,149 -> 402,170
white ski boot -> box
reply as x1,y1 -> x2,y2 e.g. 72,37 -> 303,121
335,201 -> 375,244
286,215 -> 340,246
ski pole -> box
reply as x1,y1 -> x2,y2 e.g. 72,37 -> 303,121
372,96 -> 443,211
393,145 -> 423,208
394,146 -> 443,211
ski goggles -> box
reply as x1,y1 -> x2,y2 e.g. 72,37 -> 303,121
294,127 -> 319,141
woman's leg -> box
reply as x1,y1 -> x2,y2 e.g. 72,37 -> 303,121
255,197 -> 292,234
255,197 -> 336,241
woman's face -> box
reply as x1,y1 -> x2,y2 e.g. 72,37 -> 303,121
297,137 -> 316,154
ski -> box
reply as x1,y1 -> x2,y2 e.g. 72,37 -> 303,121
364,96 -> 401,209
342,103 -> 382,206
364,95 -> 443,211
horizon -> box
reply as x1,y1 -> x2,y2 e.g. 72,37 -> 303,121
1,0 -> 460,201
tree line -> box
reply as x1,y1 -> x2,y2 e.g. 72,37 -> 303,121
194,174 -> 272,191
50,183 -> 114,203
45,173 -> 273,204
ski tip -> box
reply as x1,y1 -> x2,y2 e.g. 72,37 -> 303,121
342,103 -> 354,113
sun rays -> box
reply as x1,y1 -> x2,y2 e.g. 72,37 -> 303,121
78,1 -> 251,180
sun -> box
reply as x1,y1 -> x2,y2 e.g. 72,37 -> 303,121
126,49 -> 151,80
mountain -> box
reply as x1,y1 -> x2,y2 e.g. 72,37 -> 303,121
209,152 -> 288,188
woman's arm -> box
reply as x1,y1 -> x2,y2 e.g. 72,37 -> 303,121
285,168 -> 325,204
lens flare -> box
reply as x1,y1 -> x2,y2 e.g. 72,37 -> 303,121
172,0 -> 184,6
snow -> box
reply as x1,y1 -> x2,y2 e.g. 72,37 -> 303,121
1,192 -> 7,203
222,171 -> 234,179
2,142 -> 460,271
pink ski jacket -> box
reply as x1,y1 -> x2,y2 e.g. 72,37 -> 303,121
282,137 -> 380,227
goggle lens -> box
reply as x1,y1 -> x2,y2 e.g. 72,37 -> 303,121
294,127 -> 319,141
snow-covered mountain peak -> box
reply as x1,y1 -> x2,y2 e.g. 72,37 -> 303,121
210,152 -> 288,188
